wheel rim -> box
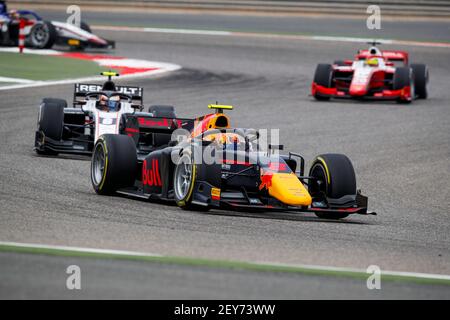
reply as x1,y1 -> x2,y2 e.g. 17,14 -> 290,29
310,163 -> 328,196
31,23 -> 49,48
174,156 -> 193,200
92,144 -> 106,186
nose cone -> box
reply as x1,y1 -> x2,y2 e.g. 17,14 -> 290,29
349,84 -> 367,96
262,172 -> 312,206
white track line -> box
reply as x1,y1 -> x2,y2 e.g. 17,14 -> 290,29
0,241 -> 161,257
1,241 -> 449,282
0,46 -> 181,91
0,66 -> 180,91
144,27 -> 231,36
0,76 -> 35,84
0,47 -> 62,55
92,25 -> 450,48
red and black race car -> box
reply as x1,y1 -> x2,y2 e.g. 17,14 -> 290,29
90,104 -> 375,220
311,43 -> 429,103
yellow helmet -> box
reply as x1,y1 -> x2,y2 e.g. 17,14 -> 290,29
366,58 -> 379,66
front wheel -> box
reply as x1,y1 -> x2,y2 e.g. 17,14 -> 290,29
35,98 -> 65,156
312,64 -> 333,101
411,64 -> 429,99
309,154 -> 357,219
393,67 -> 414,104
173,152 -> 208,211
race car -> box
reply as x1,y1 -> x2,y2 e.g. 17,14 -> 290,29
34,71 -> 158,156
311,42 -> 429,103
0,1 -> 114,49
90,104 -> 375,219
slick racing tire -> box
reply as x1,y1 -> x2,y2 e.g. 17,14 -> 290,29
173,151 -> 209,211
38,98 -> 65,141
410,64 -> 429,99
36,98 -> 65,155
309,154 -> 357,220
91,134 -> 137,195
393,67 -> 414,104
148,105 -> 177,118
42,98 -> 68,108
313,64 -> 333,101
28,21 -> 57,49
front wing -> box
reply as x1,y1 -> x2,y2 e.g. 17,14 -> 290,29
312,82 -> 412,102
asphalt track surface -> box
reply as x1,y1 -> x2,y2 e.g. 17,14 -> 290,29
39,10 -> 450,43
2,252 -> 449,299
1,11 -> 450,299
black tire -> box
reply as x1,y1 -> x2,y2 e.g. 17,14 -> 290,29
38,99 -> 65,141
173,152 -> 208,211
411,64 -> 428,99
80,21 -> 92,33
309,154 -> 356,219
148,105 -> 177,118
313,64 -> 333,101
393,67 -> 413,104
36,99 -> 65,156
42,98 -> 67,108
91,134 -> 137,195
28,21 -> 57,49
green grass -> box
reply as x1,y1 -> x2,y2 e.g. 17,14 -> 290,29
1,243 -> 449,286
0,52 -> 107,81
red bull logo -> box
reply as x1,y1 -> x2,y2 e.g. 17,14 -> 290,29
142,158 -> 162,187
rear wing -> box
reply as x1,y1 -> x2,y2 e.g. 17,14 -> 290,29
73,83 -> 144,109
126,114 -> 195,134
356,50 -> 409,65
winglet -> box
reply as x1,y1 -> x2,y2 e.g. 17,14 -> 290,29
208,104 -> 233,113
101,71 -> 119,81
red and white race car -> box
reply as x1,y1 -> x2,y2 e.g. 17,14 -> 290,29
311,43 -> 429,103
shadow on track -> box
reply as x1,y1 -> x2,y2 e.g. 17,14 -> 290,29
102,191 -> 372,225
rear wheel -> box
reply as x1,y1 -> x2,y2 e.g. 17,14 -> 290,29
309,154 -> 356,219
28,21 -> 57,49
313,64 -> 333,101
393,67 -> 414,104
91,134 -> 137,195
411,64 -> 428,99
36,99 -> 65,155
80,21 -> 92,33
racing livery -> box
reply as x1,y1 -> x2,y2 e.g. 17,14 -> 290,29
90,104 -> 375,220
34,71 -> 164,156
0,2 -> 114,49
311,43 -> 429,103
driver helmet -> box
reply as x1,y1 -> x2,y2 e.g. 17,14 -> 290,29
97,94 -> 119,112
204,132 -> 246,150
366,57 -> 379,67
107,95 -> 120,111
